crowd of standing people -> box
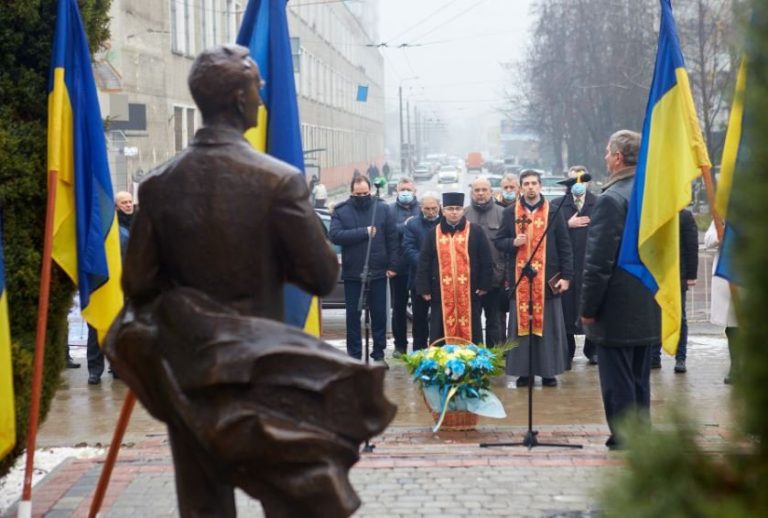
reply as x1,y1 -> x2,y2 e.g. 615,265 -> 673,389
330,130 -> 718,450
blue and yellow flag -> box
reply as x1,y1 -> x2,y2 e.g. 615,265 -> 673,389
618,0 -> 711,355
49,0 -> 123,343
237,0 -> 321,336
0,220 -> 15,459
714,59 -> 748,283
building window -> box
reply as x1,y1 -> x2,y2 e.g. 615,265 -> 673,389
174,106 -> 184,152
225,0 -> 242,43
186,107 -> 196,143
171,0 -> 196,56
290,37 -> 301,74
174,105 -> 196,152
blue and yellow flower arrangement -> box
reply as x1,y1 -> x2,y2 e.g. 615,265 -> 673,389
403,343 -> 509,431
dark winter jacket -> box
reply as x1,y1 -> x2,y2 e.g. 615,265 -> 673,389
579,168 -> 661,347
680,208 -> 699,286
390,199 -> 421,274
464,200 -> 506,288
330,197 -> 398,282
402,213 -> 440,289
550,191 -> 597,333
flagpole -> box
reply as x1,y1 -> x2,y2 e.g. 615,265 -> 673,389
700,164 -> 725,240
88,391 -> 136,518
18,171 -> 58,518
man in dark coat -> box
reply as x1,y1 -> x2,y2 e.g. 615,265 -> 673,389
415,192 -> 492,345
402,192 -> 441,350
494,173 -> 519,343
465,176 -> 506,346
389,177 -> 420,357
551,167 -> 598,368
105,45 -> 394,518
580,129 -> 661,450
330,175 -> 399,362
495,170 -> 574,387
651,208 -> 698,372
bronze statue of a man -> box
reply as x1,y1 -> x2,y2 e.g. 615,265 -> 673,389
105,44 -> 395,518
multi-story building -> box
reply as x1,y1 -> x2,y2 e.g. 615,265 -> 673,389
96,0 -> 384,195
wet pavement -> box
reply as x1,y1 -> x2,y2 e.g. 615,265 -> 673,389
41,311 -> 734,448
1,310 -> 734,517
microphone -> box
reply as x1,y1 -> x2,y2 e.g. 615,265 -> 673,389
372,176 -> 387,189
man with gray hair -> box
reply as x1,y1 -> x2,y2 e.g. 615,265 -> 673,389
580,129 -> 661,450
465,176 -> 506,346
402,191 -> 441,350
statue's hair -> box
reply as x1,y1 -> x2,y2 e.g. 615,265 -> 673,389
188,44 -> 256,120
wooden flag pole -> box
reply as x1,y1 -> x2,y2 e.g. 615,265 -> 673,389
18,171 -> 58,518
88,391 -> 136,518
700,164 -> 724,240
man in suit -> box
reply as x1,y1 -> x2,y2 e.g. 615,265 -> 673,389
552,167 -> 598,368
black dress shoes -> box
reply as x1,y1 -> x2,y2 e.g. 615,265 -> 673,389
87,374 -> 101,385
541,377 -> 558,387
66,357 -> 81,369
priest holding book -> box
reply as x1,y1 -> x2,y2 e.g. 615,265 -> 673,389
495,170 -> 574,387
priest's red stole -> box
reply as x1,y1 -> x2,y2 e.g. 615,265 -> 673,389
436,224 -> 473,342
514,200 -> 548,336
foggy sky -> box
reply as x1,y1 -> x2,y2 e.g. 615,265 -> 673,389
378,0 -> 536,155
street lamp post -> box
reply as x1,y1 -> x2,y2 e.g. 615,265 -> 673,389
398,76 -> 418,175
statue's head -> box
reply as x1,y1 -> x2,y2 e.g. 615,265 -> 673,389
188,44 -> 262,129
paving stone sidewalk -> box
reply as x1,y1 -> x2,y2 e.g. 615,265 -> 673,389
3,423 -> 733,518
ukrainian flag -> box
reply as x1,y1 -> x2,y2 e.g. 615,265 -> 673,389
237,0 -> 321,336
0,221 -> 15,459
714,59 -> 748,283
49,0 -> 123,344
618,0 -> 711,355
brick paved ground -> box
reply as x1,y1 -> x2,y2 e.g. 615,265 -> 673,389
3,423 -> 734,518
3,324 -> 732,517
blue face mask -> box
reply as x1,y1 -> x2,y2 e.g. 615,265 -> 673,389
571,183 -> 587,196
502,191 -> 516,202
398,191 -> 414,204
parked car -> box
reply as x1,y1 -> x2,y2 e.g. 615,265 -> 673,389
437,165 -> 459,184
413,164 -> 431,181
388,173 -> 404,196
315,209 -> 345,309
541,175 -> 568,198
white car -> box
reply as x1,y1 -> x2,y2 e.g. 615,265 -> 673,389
413,166 -> 431,181
437,165 -> 459,184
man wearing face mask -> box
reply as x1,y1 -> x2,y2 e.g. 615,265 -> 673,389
402,192 -> 441,350
330,176 -> 399,364
465,177 -> 506,346
416,192 -> 492,345
495,173 -> 519,208
494,173 -> 519,342
389,178 -> 420,358
552,166 -> 598,368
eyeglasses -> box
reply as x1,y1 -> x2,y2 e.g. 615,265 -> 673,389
443,206 -> 462,212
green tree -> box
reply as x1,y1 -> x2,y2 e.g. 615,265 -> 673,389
0,0 -> 112,475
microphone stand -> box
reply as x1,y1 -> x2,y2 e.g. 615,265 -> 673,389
480,193 -> 582,450
358,180 -> 384,453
